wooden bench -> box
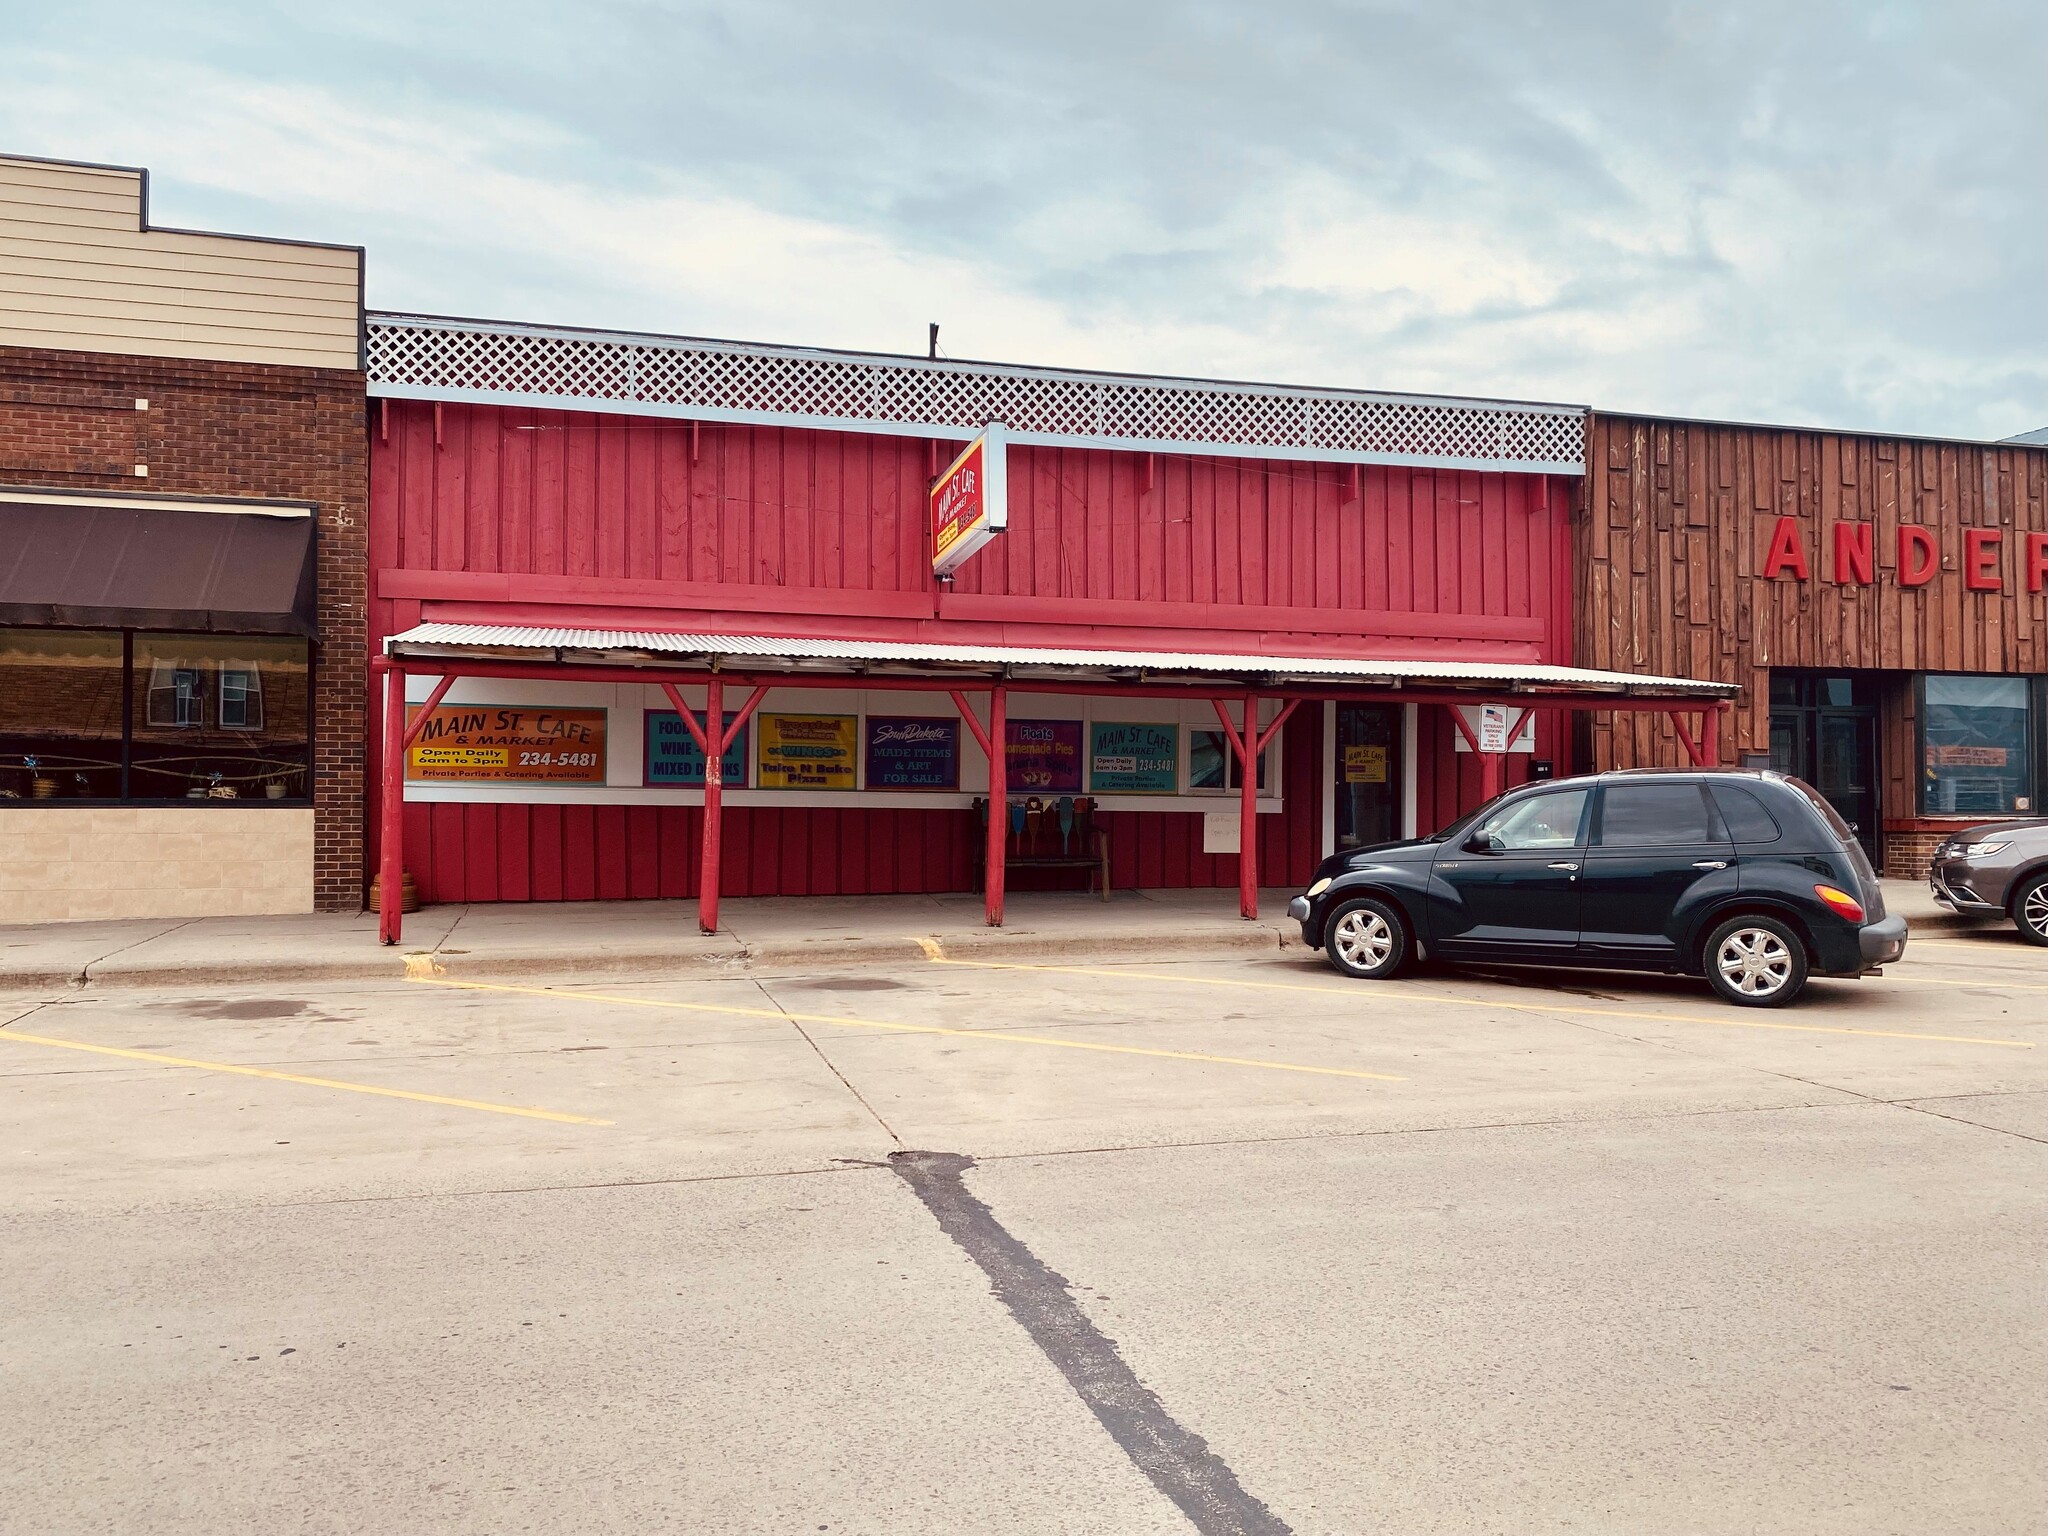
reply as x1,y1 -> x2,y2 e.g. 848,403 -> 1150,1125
972,795 -> 1111,901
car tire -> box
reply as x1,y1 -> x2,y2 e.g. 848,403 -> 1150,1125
1702,914 -> 1809,1007
2013,874 -> 2048,948
1324,897 -> 1411,980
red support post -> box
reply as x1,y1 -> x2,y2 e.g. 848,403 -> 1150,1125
402,674 -> 456,750
725,685 -> 771,749
1480,749 -> 1503,801
1210,692 -> 1286,920
1704,704 -> 1723,768
1239,692 -> 1259,919
657,680 -> 765,936
1670,710 -> 1705,768
659,681 -> 712,753
985,685 -> 1007,926
1254,698 -> 1301,756
377,660 -> 405,945
699,676 -> 724,935
949,689 -> 994,758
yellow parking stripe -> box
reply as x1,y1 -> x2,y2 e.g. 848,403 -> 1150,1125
919,956 -> 2035,1050
408,976 -> 1404,1082
0,1030 -> 615,1125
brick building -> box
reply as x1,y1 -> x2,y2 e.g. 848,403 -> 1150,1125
0,154 -> 365,920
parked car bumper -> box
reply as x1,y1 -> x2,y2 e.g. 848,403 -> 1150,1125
1287,894 -> 1318,947
1930,856 -> 2007,913
1856,913 -> 1908,969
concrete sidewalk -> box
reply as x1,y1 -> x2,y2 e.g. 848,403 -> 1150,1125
0,879 -> 1984,992
0,887 -> 1310,991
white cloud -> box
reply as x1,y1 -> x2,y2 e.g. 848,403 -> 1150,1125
1,4 -> 2043,438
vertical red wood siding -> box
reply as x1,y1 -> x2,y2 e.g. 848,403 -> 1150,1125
370,403 -> 1575,904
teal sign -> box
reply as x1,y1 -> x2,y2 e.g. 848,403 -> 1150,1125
645,710 -> 746,786
1089,721 -> 1178,793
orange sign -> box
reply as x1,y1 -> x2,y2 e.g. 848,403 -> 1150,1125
1926,744 -> 2008,768
932,422 -> 1008,575
405,705 -> 607,783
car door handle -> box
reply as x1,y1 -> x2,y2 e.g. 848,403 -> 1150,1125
1692,860 -> 1728,870
1548,861 -> 1580,871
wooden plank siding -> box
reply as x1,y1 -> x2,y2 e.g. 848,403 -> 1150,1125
1581,413 -> 2048,872
371,401 -> 1578,903
0,156 -> 361,370
373,403 -> 1571,639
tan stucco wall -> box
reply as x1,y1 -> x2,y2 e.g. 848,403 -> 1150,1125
0,807 -> 314,922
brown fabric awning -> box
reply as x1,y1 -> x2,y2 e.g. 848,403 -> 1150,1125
0,498 -> 317,636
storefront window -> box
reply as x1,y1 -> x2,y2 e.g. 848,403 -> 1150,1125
1920,674 -> 2035,816
0,627 -> 309,804
130,634 -> 309,800
1188,728 -> 1269,793
0,628 -> 126,800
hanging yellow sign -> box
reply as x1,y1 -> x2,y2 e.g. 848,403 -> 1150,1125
756,713 -> 858,789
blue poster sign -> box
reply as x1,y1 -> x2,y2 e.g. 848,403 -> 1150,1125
1089,721 -> 1179,793
644,710 -> 747,786
864,716 -> 960,790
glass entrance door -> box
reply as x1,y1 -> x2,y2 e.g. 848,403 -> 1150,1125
1334,704 -> 1401,850
1769,672 -> 1879,860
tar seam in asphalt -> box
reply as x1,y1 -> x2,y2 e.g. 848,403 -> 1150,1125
889,1149 -> 1294,1536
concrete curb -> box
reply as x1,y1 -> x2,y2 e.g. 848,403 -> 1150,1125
3,923 -> 1302,993
0,905 -> 1999,994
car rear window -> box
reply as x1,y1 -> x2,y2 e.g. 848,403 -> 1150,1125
1786,776 -> 1881,888
1596,783 -> 1718,846
1709,784 -> 1782,842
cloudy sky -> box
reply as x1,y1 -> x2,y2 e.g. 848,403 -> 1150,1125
3,1 -> 2042,439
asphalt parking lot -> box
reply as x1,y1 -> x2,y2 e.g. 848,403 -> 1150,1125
4,926 -> 2047,1534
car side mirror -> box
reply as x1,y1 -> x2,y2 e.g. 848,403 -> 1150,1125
1464,830 -> 1502,855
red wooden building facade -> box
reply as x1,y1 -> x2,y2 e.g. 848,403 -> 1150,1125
362,315 -> 1722,921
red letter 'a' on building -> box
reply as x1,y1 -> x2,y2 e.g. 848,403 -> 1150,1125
1964,528 -> 2004,592
1832,521 -> 1874,585
1898,525 -> 1938,587
1761,516 -> 1808,580
2028,531 -> 2048,594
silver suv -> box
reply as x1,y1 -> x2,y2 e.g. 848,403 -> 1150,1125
1929,821 -> 2048,945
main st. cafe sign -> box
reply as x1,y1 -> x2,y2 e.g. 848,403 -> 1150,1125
1759,514 -> 2048,592
931,422 -> 1009,577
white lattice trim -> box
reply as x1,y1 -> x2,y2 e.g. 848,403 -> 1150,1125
367,313 -> 1585,474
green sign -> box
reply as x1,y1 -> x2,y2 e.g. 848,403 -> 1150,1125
1089,721 -> 1178,793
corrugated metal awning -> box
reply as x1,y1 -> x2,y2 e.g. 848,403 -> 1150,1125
383,623 -> 1735,698
0,495 -> 317,635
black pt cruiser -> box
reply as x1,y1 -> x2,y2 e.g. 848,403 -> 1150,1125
1288,769 -> 1907,1007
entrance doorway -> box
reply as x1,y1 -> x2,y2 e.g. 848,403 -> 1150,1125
1768,671 -> 1879,861
1334,704 -> 1403,850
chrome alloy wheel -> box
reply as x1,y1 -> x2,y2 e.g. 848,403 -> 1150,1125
2024,883 -> 2048,940
1715,927 -> 1794,999
1333,907 -> 1395,972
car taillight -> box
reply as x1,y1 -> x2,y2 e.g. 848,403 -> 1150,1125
1814,884 -> 1865,923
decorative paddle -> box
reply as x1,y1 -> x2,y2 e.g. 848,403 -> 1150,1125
1057,795 -> 1074,855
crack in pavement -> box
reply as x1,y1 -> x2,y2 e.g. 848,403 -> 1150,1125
750,976 -> 903,1148
74,919 -> 199,987
1518,1004 -> 2048,1150
890,1148 -> 1293,1536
